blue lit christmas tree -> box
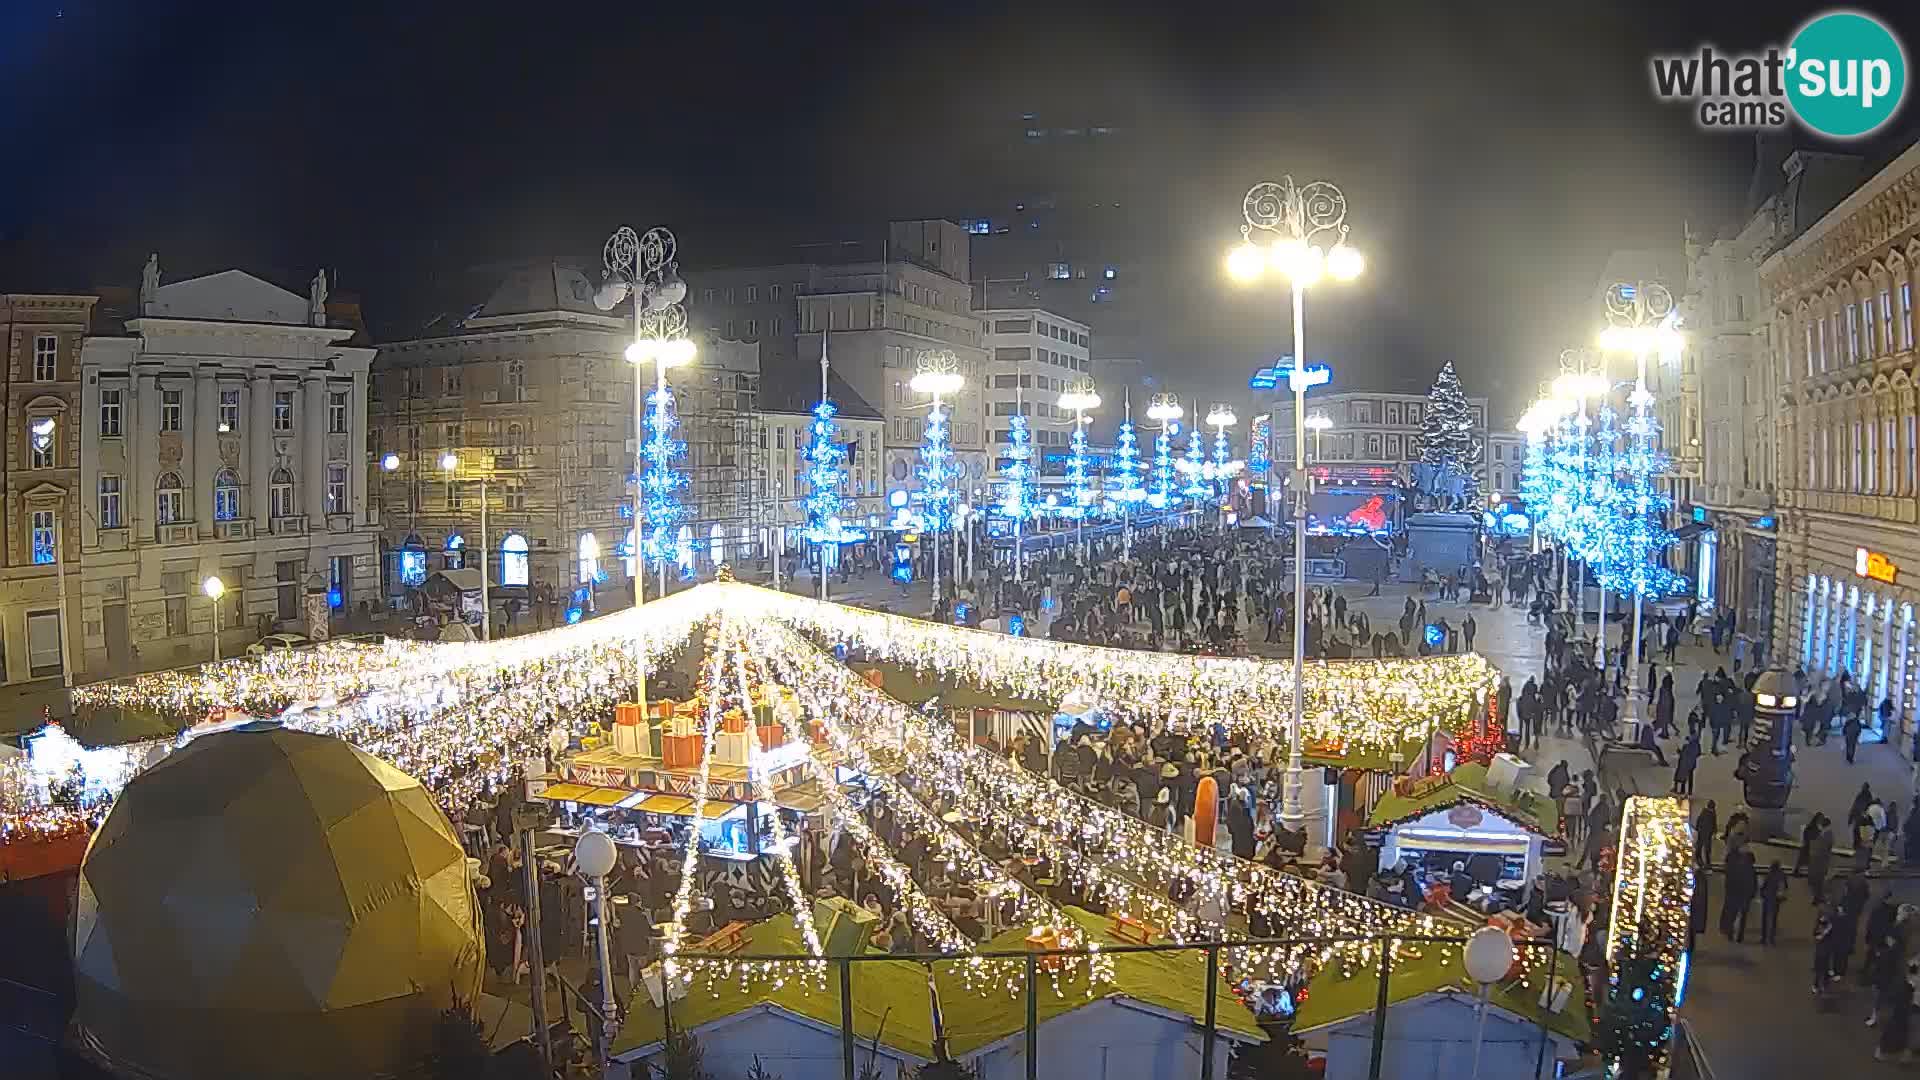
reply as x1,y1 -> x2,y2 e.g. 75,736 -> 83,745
1150,423 -> 1178,509
641,385 -> 688,563
1181,425 -> 1210,501
917,401 -> 956,532
1064,418 -> 1093,519
1617,385 -> 1685,597
1212,426 -> 1232,494
1519,433 -> 1552,527
998,413 -> 1036,522
1107,415 -> 1148,511
1581,403 -> 1627,590
801,399 -> 857,544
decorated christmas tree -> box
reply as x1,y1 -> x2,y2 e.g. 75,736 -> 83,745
1106,417 -> 1147,510
801,399 -> 851,544
1064,418 -> 1094,519
1181,426 -> 1210,501
641,385 -> 689,564
998,414 -> 1036,522
1419,361 -> 1475,473
1150,425 -> 1177,510
917,402 -> 956,532
1617,384 -> 1685,598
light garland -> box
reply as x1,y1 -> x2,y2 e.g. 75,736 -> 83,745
642,384 -> 689,563
1106,417 -> 1148,513
918,401 -> 956,533
801,399 -> 860,546
998,413 -> 1036,523
1601,796 -> 1694,1077
1150,423 -> 1177,510
1181,424 -> 1209,501
1064,417 -> 1093,521
663,638 -> 729,974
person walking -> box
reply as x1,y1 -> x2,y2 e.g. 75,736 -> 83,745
1462,612 -> 1477,652
1844,708 -> 1865,764
1695,799 -> 1718,868
1722,845 -> 1758,942
1813,903 -> 1838,994
1810,817 -> 1835,904
1672,733 -> 1701,795
1759,860 -> 1787,945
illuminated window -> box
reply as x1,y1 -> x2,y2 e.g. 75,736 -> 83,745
100,389 -> 122,436
156,472 -> 184,525
578,532 -> 600,583
219,389 -> 240,432
213,469 -> 240,521
161,389 -> 182,432
500,533 -> 530,586
98,475 -> 121,529
270,468 -> 295,519
30,510 -> 55,565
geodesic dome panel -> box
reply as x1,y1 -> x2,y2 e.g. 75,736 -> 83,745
72,721 -> 484,1080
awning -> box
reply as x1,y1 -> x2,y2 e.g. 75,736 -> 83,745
1673,521 -> 1712,541
534,782 -> 597,803
573,787 -> 633,807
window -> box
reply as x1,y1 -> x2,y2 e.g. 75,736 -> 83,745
444,367 -> 463,396
445,422 -> 463,447
276,560 -> 301,621
161,389 -> 183,432
1806,321 -> 1816,377
274,391 -> 294,431
100,389 -> 122,436
506,422 -> 525,451
32,335 -> 56,381
213,469 -> 240,521
30,510 -> 55,565
507,360 -> 526,400
746,318 -> 757,336
328,391 -> 348,433
98,475 -> 121,529
1848,304 -> 1860,363
772,317 -> 782,335
325,464 -> 347,513
1816,316 -> 1828,370
578,532 -> 600,583
770,284 -> 782,302
218,389 -> 240,432
501,533 -> 530,586
1047,263 -> 1070,280
157,472 -> 184,524
504,480 -> 526,510
270,468 -> 295,519
747,285 -> 759,302
28,417 -> 55,469
165,598 -> 187,638
1866,297 -> 1880,357
26,610 -> 61,678
1904,283 -> 1915,350
701,288 -> 714,305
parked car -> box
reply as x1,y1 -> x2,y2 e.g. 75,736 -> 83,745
246,632 -> 313,656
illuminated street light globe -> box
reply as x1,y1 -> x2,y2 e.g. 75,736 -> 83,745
380,452 -> 401,472
1146,395 -> 1183,423
1304,413 -> 1333,433
1205,404 -> 1237,428
910,349 -> 964,395
71,722 -> 484,1080
1057,383 -> 1101,413
439,451 -> 459,472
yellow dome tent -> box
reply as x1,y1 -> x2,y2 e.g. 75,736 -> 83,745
72,721 -> 485,1079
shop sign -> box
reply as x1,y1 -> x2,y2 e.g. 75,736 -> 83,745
1856,546 -> 1899,585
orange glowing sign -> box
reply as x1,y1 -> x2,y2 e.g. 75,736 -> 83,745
1857,547 -> 1898,585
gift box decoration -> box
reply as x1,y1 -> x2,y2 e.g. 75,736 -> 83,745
662,733 -> 703,769
722,709 -> 749,735
647,722 -> 664,758
612,718 -> 645,756
808,719 -> 829,748
714,730 -> 753,767
756,723 -> 785,750
615,702 -> 643,728
649,699 -> 674,721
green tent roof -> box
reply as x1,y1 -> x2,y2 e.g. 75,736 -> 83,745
1291,942 -> 1590,1043
1366,762 -> 1559,835
613,907 -> 1266,1059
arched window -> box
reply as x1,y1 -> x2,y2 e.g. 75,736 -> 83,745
507,360 -> 526,401
444,532 -> 466,570
213,468 -> 240,522
624,527 -> 637,577
270,468 -> 295,519
506,422 -> 525,451
501,532 -> 530,586
156,471 -> 184,524
675,525 -> 694,574
709,524 -> 725,566
578,532 -> 600,583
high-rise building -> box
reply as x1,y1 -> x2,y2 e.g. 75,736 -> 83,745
980,308 -> 1092,490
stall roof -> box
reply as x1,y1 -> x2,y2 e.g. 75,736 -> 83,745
1367,762 -> 1560,835
427,568 -> 486,593
1291,943 -> 1590,1043
613,906 -> 1263,1060
535,782 -> 596,803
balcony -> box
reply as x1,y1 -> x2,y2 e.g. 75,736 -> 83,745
214,519 -> 255,541
157,522 -> 196,546
326,513 -> 353,533
270,514 -> 308,536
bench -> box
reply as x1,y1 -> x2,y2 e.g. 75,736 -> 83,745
695,920 -> 750,955
1108,914 -> 1163,945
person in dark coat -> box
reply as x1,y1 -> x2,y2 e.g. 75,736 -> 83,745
1850,783 -> 1877,849
1905,797 -> 1920,865
1672,733 -> 1701,795
1694,800 -> 1718,868
1227,786 -> 1257,860
1809,818 -> 1836,903
1759,861 -> 1788,945
1721,845 -> 1758,941
1834,874 -> 1869,978
1688,866 -> 1711,950
1812,904 -> 1837,993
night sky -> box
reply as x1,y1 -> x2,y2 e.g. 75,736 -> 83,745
3,0 -> 1917,419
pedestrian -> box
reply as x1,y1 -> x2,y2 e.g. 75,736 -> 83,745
1672,733 -> 1700,795
1810,818 -> 1835,904
1695,799 -> 1718,868
1721,845 -> 1757,942
1813,904 -> 1838,994
1463,612 -> 1477,652
1850,783 -> 1878,850
1845,709 -> 1865,764
1759,860 -> 1787,945
1664,622 -> 1680,663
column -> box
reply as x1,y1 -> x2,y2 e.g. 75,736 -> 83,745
302,373 -> 326,522
250,373 -> 273,530
193,369 -> 216,534
135,372 -> 159,535
349,371 -> 369,525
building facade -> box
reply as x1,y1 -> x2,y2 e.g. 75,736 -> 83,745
77,267 -> 378,674
0,293 -> 96,687
1762,138 -> 1920,750
758,371 -> 884,564
1483,432 -> 1526,504
371,262 -> 766,611
1270,391 -> 1487,476
980,308 -> 1091,488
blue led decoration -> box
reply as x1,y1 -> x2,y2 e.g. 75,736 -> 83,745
1615,385 -> 1686,599
1149,422 -> 1178,509
1247,415 -> 1271,477
1181,425 -> 1210,501
917,402 -> 956,532
802,398 -> 863,545
640,385 -> 688,563
998,414 -> 1036,522
1106,417 -> 1148,512
1063,418 -> 1094,520
1212,426 -> 1232,493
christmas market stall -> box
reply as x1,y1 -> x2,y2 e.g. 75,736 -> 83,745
1365,761 -> 1561,916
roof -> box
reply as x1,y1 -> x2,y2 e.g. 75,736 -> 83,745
613,907 -> 1264,1059
426,568 -> 486,592
760,365 -> 883,422
1368,762 -> 1560,835
1291,941 -> 1590,1043
858,662 -> 1055,714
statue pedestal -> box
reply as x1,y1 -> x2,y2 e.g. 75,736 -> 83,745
1740,805 -> 1788,844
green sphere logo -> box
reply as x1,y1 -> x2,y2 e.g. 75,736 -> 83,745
1786,11 -> 1907,138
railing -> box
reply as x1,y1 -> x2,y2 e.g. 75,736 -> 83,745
621,931 -> 1575,1080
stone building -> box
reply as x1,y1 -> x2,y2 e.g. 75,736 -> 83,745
0,293 -> 96,686
1763,139 -> 1920,750
77,265 -> 378,674
370,261 -> 763,616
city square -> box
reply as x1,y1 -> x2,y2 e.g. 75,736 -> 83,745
2,4 -> 1920,1080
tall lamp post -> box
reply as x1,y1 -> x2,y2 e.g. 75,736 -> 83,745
1599,281 -> 1683,723
1304,412 -> 1332,464
597,225 -> 695,703
203,576 -> 226,664
440,452 -> 490,641
1551,369 -> 1607,663
911,350 -> 964,607
1059,382 -> 1102,558
1146,395 -> 1183,526
1228,177 -> 1364,841
1205,403 -> 1237,525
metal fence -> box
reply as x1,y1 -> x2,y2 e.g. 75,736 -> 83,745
630,931 -> 1572,1080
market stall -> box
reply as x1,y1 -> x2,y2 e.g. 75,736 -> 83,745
1366,762 -> 1560,916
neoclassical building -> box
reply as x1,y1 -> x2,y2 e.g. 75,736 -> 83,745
1763,140 -> 1920,749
